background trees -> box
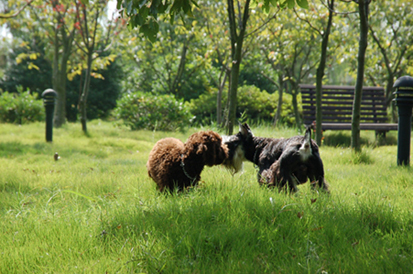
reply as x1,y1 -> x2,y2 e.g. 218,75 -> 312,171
116,0 -> 309,134
1,0 -> 413,139
367,1 -> 413,120
73,0 -> 121,133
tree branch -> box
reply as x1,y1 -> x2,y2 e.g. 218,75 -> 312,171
0,0 -> 34,19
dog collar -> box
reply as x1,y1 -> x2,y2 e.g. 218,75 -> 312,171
180,154 -> 196,183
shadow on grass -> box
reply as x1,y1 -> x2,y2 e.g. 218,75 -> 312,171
0,140 -> 108,159
98,193 -> 413,273
322,131 -> 397,147
0,141 -> 49,158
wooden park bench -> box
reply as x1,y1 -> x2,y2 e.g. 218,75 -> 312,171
300,84 -> 398,136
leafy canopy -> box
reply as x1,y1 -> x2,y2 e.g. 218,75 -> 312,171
115,0 -> 309,41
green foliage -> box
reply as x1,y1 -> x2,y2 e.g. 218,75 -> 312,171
262,0 -> 308,11
188,85 -> 295,126
66,60 -> 122,122
117,0 -> 308,40
239,66 -> 277,94
0,86 -> 44,124
0,38 -> 52,95
120,21 -> 210,102
0,39 -> 122,122
113,92 -> 193,131
118,0 -> 178,41
236,85 -> 278,122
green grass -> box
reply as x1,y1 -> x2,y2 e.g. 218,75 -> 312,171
1,121 -> 412,273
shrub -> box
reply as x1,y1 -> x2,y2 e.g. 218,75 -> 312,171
113,92 -> 193,131
0,86 -> 44,124
188,85 -> 296,126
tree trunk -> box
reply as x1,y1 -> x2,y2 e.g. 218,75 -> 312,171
78,54 -> 93,134
52,30 -> 73,128
351,0 -> 369,152
291,87 -> 302,132
386,76 -> 397,122
369,25 -> 399,122
52,52 -> 71,128
227,53 -> 241,135
51,5 -> 76,128
314,0 -> 334,145
217,70 -> 227,126
274,74 -> 284,127
217,85 -> 223,127
226,0 -> 250,135
170,41 -> 188,97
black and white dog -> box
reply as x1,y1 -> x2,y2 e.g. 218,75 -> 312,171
222,123 -> 329,193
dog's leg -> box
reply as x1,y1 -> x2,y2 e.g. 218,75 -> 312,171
278,151 -> 299,193
259,167 -> 276,187
308,151 -> 329,193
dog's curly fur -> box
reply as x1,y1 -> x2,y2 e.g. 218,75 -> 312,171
222,123 -> 329,193
147,131 -> 229,193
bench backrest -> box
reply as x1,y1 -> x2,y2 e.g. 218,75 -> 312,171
300,84 -> 388,125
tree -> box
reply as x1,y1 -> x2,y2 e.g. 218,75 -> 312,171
350,0 -> 369,152
225,0 -> 251,134
116,0 -> 309,134
0,0 -> 34,19
255,9 -> 319,129
2,1 -> 79,126
120,19 -> 210,101
248,18 -> 286,126
73,0 -> 119,133
367,1 -> 413,120
295,0 -> 335,144
2,0 -> 123,126
26,0 -> 79,127
201,1 -> 231,127
66,58 -> 122,122
221,0 -> 309,134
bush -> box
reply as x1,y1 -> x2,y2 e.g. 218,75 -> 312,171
0,86 -> 44,124
188,85 -> 296,126
113,92 -> 193,131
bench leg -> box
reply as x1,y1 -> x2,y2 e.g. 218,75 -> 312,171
375,130 -> 386,139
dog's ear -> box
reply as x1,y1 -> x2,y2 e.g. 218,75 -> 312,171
196,143 -> 207,154
304,126 -> 311,142
240,123 -> 254,140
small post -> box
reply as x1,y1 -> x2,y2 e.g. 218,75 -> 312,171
41,89 -> 57,142
393,76 -> 413,166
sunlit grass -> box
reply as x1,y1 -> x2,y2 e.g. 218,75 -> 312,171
0,121 -> 412,273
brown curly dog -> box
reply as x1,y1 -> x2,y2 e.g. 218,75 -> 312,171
147,131 -> 229,193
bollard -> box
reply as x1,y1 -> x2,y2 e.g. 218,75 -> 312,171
393,76 -> 413,166
41,89 -> 58,142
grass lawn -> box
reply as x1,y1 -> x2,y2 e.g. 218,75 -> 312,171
0,120 -> 412,273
